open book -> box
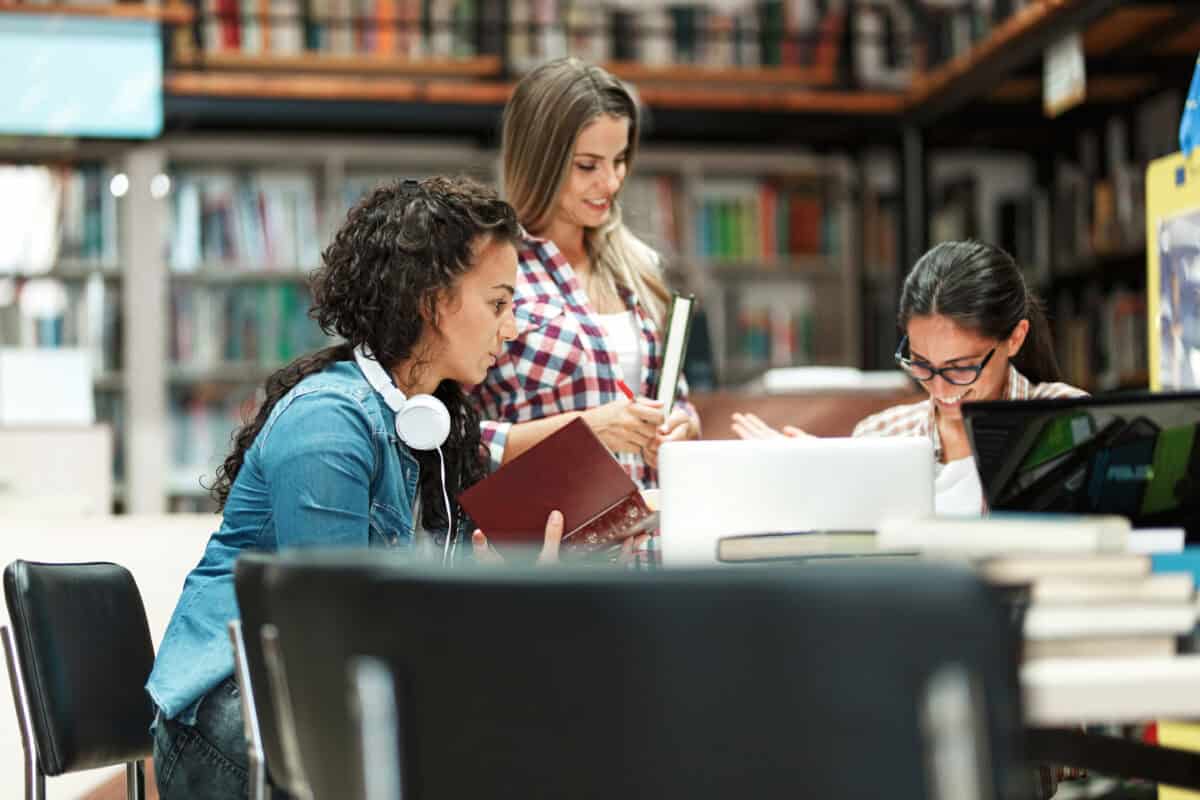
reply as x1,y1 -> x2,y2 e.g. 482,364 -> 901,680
458,418 -> 653,555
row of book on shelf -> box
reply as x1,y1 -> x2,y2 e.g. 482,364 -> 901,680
932,160 -> 1147,287
170,283 -> 333,368
0,165 -> 117,274
693,179 -> 841,263
1,162 -> 851,271
196,0 -> 489,59
1055,286 -> 1148,392
515,1 -> 845,73
0,279 -> 338,380
190,0 -> 849,74
732,295 -> 815,368
921,0 -> 1041,68
172,170 -> 845,271
171,170 -> 325,272
170,384 -> 260,502
0,276 -> 121,376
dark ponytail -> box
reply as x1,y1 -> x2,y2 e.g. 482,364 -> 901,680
209,176 -> 521,522
898,240 -> 1063,385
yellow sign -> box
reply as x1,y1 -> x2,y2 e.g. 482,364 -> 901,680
1158,721 -> 1200,798
1147,150 -> 1200,391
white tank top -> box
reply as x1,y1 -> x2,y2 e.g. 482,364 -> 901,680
595,310 -> 643,392
934,456 -> 985,516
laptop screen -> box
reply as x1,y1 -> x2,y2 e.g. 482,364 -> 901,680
962,392 -> 1200,542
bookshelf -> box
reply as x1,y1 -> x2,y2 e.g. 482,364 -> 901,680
0,150 -> 131,510
156,135 -> 494,512
1,136 -> 856,514
860,149 -> 901,368
158,0 -> 919,120
896,0 -> 1200,390
626,148 -> 859,389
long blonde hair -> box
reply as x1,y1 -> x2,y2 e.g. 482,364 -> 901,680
501,57 -> 671,325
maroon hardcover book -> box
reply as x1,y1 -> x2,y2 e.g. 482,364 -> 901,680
458,417 -> 652,553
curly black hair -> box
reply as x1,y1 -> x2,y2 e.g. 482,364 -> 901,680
209,175 -> 521,534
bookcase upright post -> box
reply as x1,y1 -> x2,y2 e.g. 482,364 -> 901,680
121,145 -> 170,514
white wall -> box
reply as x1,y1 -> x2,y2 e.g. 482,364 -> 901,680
0,515 -> 215,798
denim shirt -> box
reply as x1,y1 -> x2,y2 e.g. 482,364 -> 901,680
147,360 -> 458,724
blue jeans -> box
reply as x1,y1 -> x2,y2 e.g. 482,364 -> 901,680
153,676 -> 249,800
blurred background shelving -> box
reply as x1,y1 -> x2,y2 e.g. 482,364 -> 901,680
2,0 -> 1200,512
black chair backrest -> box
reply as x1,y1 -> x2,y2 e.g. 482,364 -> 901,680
234,552 -> 298,794
266,553 -> 1028,800
3,560 -> 155,776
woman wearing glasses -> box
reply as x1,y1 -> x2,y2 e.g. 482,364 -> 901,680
731,240 -> 1086,515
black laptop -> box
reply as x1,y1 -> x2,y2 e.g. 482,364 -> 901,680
962,391 -> 1200,542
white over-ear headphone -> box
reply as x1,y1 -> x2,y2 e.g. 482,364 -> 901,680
355,345 -> 458,564
353,346 -> 451,451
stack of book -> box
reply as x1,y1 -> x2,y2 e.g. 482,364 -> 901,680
879,516 -> 1198,663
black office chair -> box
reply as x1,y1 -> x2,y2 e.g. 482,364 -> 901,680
264,552 -> 1030,800
234,552 -> 312,800
1,560 -> 155,800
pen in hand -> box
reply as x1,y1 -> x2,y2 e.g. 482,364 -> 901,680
616,379 -> 636,400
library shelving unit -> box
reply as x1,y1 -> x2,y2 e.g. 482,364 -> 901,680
158,0 -> 909,129
628,148 -> 859,387
3,0 -> 911,513
154,135 -> 496,512
893,0 -> 1200,389
151,137 -> 860,512
0,141 -> 151,512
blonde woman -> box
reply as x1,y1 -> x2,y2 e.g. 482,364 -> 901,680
470,57 -> 700,489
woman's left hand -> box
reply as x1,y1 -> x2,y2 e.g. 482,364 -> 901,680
471,510 -> 564,565
643,409 -> 698,469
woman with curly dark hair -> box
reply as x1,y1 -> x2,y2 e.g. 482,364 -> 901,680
145,176 -> 561,800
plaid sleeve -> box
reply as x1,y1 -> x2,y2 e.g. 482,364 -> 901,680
851,401 -> 929,438
478,420 -> 511,472
467,369 -> 514,472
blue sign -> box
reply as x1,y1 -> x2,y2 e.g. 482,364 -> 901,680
0,14 -> 162,139
1183,53 -> 1200,157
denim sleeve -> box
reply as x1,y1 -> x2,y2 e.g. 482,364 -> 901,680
260,390 -> 376,549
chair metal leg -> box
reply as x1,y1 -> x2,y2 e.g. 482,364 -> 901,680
126,760 -> 145,800
2,626 -> 45,800
261,624 -> 313,800
229,621 -> 269,800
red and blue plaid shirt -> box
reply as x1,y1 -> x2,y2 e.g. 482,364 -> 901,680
468,231 -> 695,489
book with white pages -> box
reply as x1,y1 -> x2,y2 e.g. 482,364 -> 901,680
1127,527 -> 1186,554
716,531 -> 886,562
1023,603 -> 1199,639
1023,635 -> 1177,661
975,553 -> 1151,584
878,513 -> 1131,555
1029,573 -> 1195,605
1021,654 -> 1200,726
654,292 -> 695,422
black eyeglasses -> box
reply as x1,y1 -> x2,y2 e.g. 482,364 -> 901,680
894,336 -> 998,386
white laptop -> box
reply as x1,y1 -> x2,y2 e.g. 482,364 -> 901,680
658,438 -> 934,567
